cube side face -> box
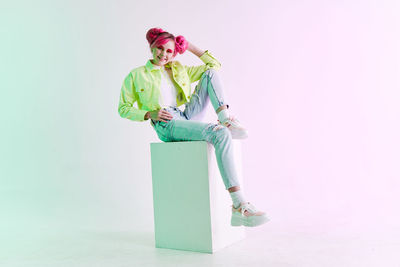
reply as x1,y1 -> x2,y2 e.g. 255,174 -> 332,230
150,141 -> 213,253
207,141 -> 246,252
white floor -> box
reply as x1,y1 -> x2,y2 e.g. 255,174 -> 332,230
2,224 -> 400,267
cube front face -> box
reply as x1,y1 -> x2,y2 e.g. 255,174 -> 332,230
151,141 -> 213,253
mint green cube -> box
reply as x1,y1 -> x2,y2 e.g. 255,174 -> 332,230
150,141 -> 246,253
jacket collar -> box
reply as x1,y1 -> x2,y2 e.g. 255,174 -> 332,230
145,60 -> 172,71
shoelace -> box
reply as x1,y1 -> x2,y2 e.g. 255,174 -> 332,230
218,116 -> 239,128
237,202 -> 258,215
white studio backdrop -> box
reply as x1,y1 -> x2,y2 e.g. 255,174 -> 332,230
1,0 -> 400,244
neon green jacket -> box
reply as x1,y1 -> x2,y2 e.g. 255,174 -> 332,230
118,50 -> 221,122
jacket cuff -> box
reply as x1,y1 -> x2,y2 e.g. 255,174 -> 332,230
199,50 -> 218,64
127,109 -> 149,122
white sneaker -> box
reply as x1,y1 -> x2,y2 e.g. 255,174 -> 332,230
218,116 -> 248,139
231,202 -> 269,227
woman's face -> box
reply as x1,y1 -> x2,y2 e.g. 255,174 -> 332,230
151,39 -> 175,66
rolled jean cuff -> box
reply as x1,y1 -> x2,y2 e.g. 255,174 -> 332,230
216,104 -> 229,114
225,181 -> 240,190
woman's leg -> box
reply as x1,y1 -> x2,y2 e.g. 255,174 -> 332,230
183,69 -> 248,139
154,117 -> 240,190
152,108 -> 269,227
183,69 -> 228,120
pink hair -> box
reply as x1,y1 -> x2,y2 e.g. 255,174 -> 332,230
146,27 -> 188,57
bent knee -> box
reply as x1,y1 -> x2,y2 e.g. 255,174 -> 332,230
203,68 -> 218,77
212,125 -> 232,143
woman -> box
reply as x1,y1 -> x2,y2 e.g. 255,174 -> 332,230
118,28 -> 268,227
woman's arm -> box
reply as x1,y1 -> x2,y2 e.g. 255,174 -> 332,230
183,44 -> 222,83
144,110 -> 173,122
187,41 -> 206,58
118,73 -> 149,122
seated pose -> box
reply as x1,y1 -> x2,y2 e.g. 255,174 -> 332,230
118,27 -> 269,227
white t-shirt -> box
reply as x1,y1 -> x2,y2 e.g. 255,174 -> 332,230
153,65 -> 178,108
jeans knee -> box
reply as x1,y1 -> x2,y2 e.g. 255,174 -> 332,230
203,68 -> 218,77
212,125 -> 231,145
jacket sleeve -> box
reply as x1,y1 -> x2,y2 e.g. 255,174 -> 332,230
118,73 -> 148,122
184,50 -> 222,83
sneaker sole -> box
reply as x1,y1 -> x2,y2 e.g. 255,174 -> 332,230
231,213 -> 270,227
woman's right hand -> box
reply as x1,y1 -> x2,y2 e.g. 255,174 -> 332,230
145,109 -> 173,122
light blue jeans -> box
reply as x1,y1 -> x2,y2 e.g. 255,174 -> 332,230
151,69 -> 240,190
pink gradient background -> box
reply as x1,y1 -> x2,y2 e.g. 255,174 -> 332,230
226,0 -> 400,236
